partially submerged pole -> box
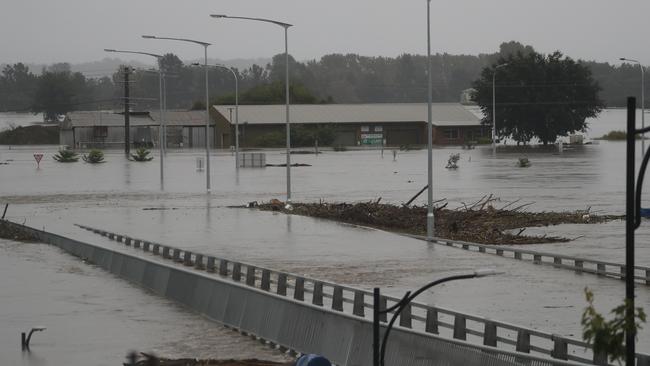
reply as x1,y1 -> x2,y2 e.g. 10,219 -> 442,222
625,96 -> 636,365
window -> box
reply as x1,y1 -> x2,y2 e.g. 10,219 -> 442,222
93,126 -> 108,138
374,126 -> 383,132
361,126 -> 370,132
444,128 -> 459,139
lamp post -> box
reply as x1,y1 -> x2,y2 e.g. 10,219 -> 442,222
143,35 -> 212,192
372,269 -> 501,366
214,64 -> 240,170
425,0 -> 434,242
104,48 -> 165,188
492,63 -> 508,155
620,57 -> 645,155
211,14 -> 293,207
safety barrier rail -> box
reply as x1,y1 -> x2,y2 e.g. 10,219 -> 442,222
405,234 -> 650,286
74,224 -> 650,366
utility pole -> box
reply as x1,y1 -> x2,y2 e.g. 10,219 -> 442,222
123,67 -> 131,155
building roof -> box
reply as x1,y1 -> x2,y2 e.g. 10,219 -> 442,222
213,103 -> 481,127
64,110 -> 207,128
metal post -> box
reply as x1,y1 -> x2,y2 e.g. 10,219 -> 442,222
626,96 -> 636,365
642,66 -> 645,155
204,45 -> 211,193
492,70 -> 496,155
162,75 -> 167,152
426,0 -> 434,241
373,287 -> 380,366
285,26 -> 292,206
158,68 -> 164,188
124,67 -> 130,155
235,71 -> 239,170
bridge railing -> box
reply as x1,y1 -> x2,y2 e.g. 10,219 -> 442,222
76,224 -> 650,366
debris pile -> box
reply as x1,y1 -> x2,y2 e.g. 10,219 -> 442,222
125,353 -> 290,366
257,195 -> 621,245
0,220 -> 39,242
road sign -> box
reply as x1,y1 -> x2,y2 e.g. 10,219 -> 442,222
33,153 -> 43,167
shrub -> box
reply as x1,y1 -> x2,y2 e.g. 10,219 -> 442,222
130,148 -> 153,162
53,149 -> 79,162
82,149 -> 105,164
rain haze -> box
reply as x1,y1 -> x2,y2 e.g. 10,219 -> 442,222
0,0 -> 649,64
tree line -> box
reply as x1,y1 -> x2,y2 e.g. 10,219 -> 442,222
0,41 -> 646,121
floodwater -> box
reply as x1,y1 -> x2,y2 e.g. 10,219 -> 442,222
2,108 -> 650,363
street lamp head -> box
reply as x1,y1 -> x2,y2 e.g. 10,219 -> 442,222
104,48 -> 117,52
620,58 -> 627,61
210,14 -> 228,18
31,326 -> 46,332
473,268 -> 503,278
142,35 -> 156,39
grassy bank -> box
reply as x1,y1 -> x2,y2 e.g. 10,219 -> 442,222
0,125 -> 58,145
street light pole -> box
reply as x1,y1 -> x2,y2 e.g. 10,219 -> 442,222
143,35 -> 212,193
492,63 -> 508,156
372,269 -> 501,366
426,0 -> 434,242
211,14 -> 293,207
214,65 -> 239,170
620,58 -> 645,155
104,48 -> 165,188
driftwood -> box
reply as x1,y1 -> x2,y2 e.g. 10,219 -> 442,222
255,197 -> 623,245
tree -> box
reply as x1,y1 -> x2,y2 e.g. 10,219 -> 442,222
472,51 -> 604,144
32,70 -> 81,121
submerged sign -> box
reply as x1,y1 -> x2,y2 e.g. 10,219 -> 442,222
360,133 -> 383,145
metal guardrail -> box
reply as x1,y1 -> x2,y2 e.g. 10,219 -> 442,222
74,224 -> 650,366
405,234 -> 650,286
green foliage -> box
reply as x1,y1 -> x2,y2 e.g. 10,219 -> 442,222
472,51 -> 604,145
214,81 -> 318,105
596,130 -> 643,140
82,149 -> 105,164
53,149 -> 79,162
517,157 -> 531,167
0,125 -> 58,145
582,288 -> 646,364
130,148 -> 153,162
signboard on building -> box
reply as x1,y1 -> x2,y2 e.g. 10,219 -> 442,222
360,133 -> 383,145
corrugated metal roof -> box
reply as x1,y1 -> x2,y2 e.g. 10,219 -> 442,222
213,103 -> 481,127
65,110 -> 207,127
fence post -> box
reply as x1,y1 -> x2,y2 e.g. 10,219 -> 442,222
312,282 -> 324,306
219,259 -> 228,276
261,270 -> 271,291
575,260 -> 584,273
294,277 -> 305,301
399,305 -> 412,328
153,244 -> 160,255
516,330 -> 531,353
172,249 -> 181,262
496,249 -> 504,256
353,291 -> 365,317
116,234 -> 122,242
425,308 -> 439,334
479,246 -> 486,253
379,296 -> 387,322
143,241 -> 150,251
206,257 -> 216,273
483,321 -> 497,347
246,266 -> 256,286
533,254 -> 542,264
514,252 -> 522,260
232,263 -> 242,282
277,273 -> 288,296
453,315 -> 467,340
551,336 -> 568,360
597,263 -> 606,276
194,254 -> 204,270
646,269 -> 650,286
620,266 -> 626,280
553,257 -> 562,267
332,286 -> 343,311
125,237 -> 132,246
183,251 -> 193,266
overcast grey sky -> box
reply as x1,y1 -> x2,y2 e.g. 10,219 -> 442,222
1,0 -> 648,66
